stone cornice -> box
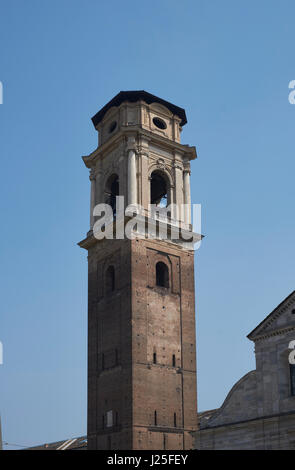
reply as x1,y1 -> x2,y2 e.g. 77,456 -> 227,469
250,325 -> 295,343
78,215 -> 203,251
81,127 -> 197,169
197,408 -> 295,431
82,133 -> 126,168
247,291 -> 295,342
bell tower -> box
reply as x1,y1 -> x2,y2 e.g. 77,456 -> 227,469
79,91 -> 199,450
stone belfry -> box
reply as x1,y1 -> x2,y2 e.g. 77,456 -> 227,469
79,91 -> 198,450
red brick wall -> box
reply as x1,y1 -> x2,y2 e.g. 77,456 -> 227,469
87,236 -> 197,449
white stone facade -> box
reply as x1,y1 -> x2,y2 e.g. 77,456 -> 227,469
194,291 -> 295,450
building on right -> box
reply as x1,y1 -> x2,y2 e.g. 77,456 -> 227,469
193,290 -> 295,450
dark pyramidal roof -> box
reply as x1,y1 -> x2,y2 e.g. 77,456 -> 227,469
91,90 -> 187,128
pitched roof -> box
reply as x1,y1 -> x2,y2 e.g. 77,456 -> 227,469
26,436 -> 87,450
247,290 -> 295,341
91,90 -> 187,127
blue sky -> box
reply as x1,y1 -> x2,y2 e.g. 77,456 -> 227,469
0,0 -> 294,449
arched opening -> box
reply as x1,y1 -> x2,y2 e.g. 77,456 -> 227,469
105,174 -> 119,215
156,262 -> 169,288
150,170 -> 168,207
105,265 -> 115,294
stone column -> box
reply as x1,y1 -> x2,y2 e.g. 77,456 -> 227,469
183,169 -> 191,225
128,149 -> 137,206
174,162 -> 184,222
95,166 -> 102,206
169,183 -> 174,220
138,137 -> 150,211
141,153 -> 149,210
89,168 -> 96,229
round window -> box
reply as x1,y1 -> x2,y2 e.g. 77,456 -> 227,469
153,117 -> 167,130
109,121 -> 117,133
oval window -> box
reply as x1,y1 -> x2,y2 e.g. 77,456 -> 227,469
153,117 -> 167,130
109,121 -> 117,133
